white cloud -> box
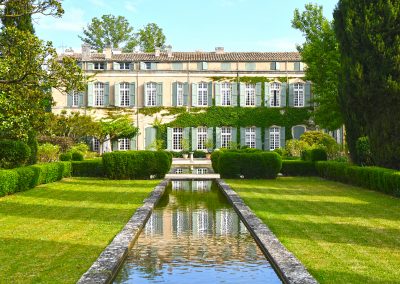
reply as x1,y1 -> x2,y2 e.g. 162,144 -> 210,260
36,7 -> 86,32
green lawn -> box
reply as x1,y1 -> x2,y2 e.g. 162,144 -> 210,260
227,177 -> 400,284
0,177 -> 159,283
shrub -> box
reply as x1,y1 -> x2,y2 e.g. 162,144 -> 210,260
211,151 -> 222,173
37,143 -> 60,163
0,140 -> 31,169
281,160 -> 317,176
218,152 -> 241,178
300,131 -> 340,159
356,136 -> 374,166
193,150 -> 206,158
301,148 -> 327,162
32,162 -> 71,184
69,143 -> 90,155
0,170 -> 19,196
27,132 -> 38,165
285,139 -> 310,157
59,152 -> 72,161
15,167 -> 39,192
273,147 -> 286,157
72,159 -> 104,177
71,151 -> 84,161
37,136 -> 74,152
103,151 -> 171,180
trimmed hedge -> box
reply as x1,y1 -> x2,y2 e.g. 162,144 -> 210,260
211,151 -> 222,173
71,151 -> 84,161
0,162 -> 71,197
281,160 -> 317,176
316,161 -> 400,197
301,148 -> 328,162
218,152 -> 282,179
59,152 -> 72,161
72,159 -> 104,177
102,151 -> 172,180
0,140 -> 31,169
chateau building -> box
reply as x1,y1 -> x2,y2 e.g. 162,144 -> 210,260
53,44 -> 323,152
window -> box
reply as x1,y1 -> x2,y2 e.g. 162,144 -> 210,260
172,128 -> 183,151
94,82 -> 104,106
245,127 -> 256,148
172,63 -> 183,70
92,138 -> 100,152
221,62 -> 231,71
175,168 -> 183,174
270,62 -> 280,70
269,127 -> 280,150
294,83 -> 304,107
197,127 -> 207,150
221,82 -> 231,106
119,62 -> 130,70
245,62 -> 256,71
72,91 -> 79,107
198,82 -> 208,106
245,84 -> 255,106
146,82 -> 157,106
196,168 -> 208,174
177,83 -> 184,106
270,82 -> 280,107
120,83 -> 130,106
144,62 -> 152,70
197,209 -> 208,235
221,127 -> 232,148
94,62 -> 105,70
118,138 -> 130,151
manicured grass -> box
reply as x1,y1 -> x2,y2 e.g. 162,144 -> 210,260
0,177 -> 159,283
227,177 -> 400,284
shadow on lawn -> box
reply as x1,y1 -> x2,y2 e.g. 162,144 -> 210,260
56,179 -> 159,188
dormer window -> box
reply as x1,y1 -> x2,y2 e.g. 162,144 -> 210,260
94,62 -> 105,70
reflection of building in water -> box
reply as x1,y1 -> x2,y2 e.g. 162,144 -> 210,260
196,168 -> 208,174
192,180 -> 211,191
144,210 -> 163,236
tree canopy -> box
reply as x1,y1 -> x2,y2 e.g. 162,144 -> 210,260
138,23 -> 166,52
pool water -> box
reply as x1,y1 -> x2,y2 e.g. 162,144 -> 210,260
113,180 -> 281,284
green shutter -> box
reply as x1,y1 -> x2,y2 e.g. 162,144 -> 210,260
191,83 -> 198,107
183,127 -> 190,141
215,83 -> 221,106
156,82 -> 163,106
255,82 -> 262,106
246,63 -> 255,71
221,62 -> 231,71
145,127 -> 156,150
305,82 -> 311,107
129,63 -> 134,70
231,127 -> 237,147
104,82 -> 110,106
256,127 -> 262,149
197,62 -> 202,71
144,83 -> 148,106
67,92 -> 73,107
191,127 -> 197,151
114,82 -> 120,107
207,128 -> 213,148
280,83 -> 287,107
265,128 -> 270,151
87,82 -> 94,107
112,140 -> 118,151
294,62 -> 300,71
167,127 -> 173,151
202,62 -> 208,70
78,92 -> 84,107
216,127 -> 221,148
240,127 -> 245,147
130,136 -> 137,150
231,82 -> 238,106
87,63 -> 94,70
280,127 -> 286,149
208,82 -> 213,106
129,82 -> 135,107
288,83 -> 294,107
113,62 -> 119,70
172,82 -> 177,106
239,83 -> 246,107
183,83 -> 189,106
265,82 -> 270,107
151,63 -> 157,70
140,62 -> 146,70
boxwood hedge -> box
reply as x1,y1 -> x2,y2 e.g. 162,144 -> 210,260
72,159 -> 104,177
281,160 -> 317,176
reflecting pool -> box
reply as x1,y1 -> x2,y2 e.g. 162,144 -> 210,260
113,180 -> 281,284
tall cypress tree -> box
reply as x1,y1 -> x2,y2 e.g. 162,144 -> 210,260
334,0 -> 400,169
1,0 -> 35,33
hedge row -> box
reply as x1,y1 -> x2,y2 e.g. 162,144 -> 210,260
280,160 -> 317,176
0,139 -> 31,169
102,151 -> 172,179
316,161 -> 400,197
215,151 -> 282,179
0,162 -> 71,197
72,159 -> 104,177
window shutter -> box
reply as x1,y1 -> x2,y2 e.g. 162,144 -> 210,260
87,82 -> 94,107
78,92 -> 84,107
221,63 -> 231,71
156,82 -> 163,106
140,62 -> 146,70
264,82 -> 270,107
280,127 -> 286,149
280,83 -> 287,107
208,82 -> 213,106
191,127 -> 197,151
231,82 -> 238,107
87,63 -> 94,70
256,127 -> 262,149
172,82 -> 177,106
129,63 -> 134,70
202,62 -> 208,70
183,127 -> 190,141
240,127 -> 245,147
145,127 -> 156,150
216,127 -> 221,148
129,82 -> 135,107
270,62 -> 276,70
112,140 -> 118,151
265,128 -> 270,151
183,83 -> 189,106
191,83 -> 198,107
300,62 -> 304,71
215,83 -> 221,106
288,83 -> 294,107
255,82 -> 262,106
130,136 -> 137,150
104,82 -> 110,106
144,83 -> 148,106
294,62 -> 300,71
167,127 -> 173,151
276,62 -> 281,70
114,82 -> 120,107
151,63 -> 157,70
239,83 -> 246,107
197,62 -> 202,71
207,127 -> 213,147
231,127 -> 237,147
113,62 -> 119,70
67,92 -> 73,107
305,82 -> 311,107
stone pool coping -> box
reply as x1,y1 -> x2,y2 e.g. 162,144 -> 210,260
77,179 -> 169,284
216,179 -> 318,284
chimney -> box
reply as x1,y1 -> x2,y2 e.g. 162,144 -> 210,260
81,43 -> 91,61
215,47 -> 224,54
155,47 -> 160,57
166,45 -> 173,58
112,48 -> 122,55
103,47 -> 112,59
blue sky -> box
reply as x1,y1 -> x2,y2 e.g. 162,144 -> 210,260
34,0 -> 338,53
